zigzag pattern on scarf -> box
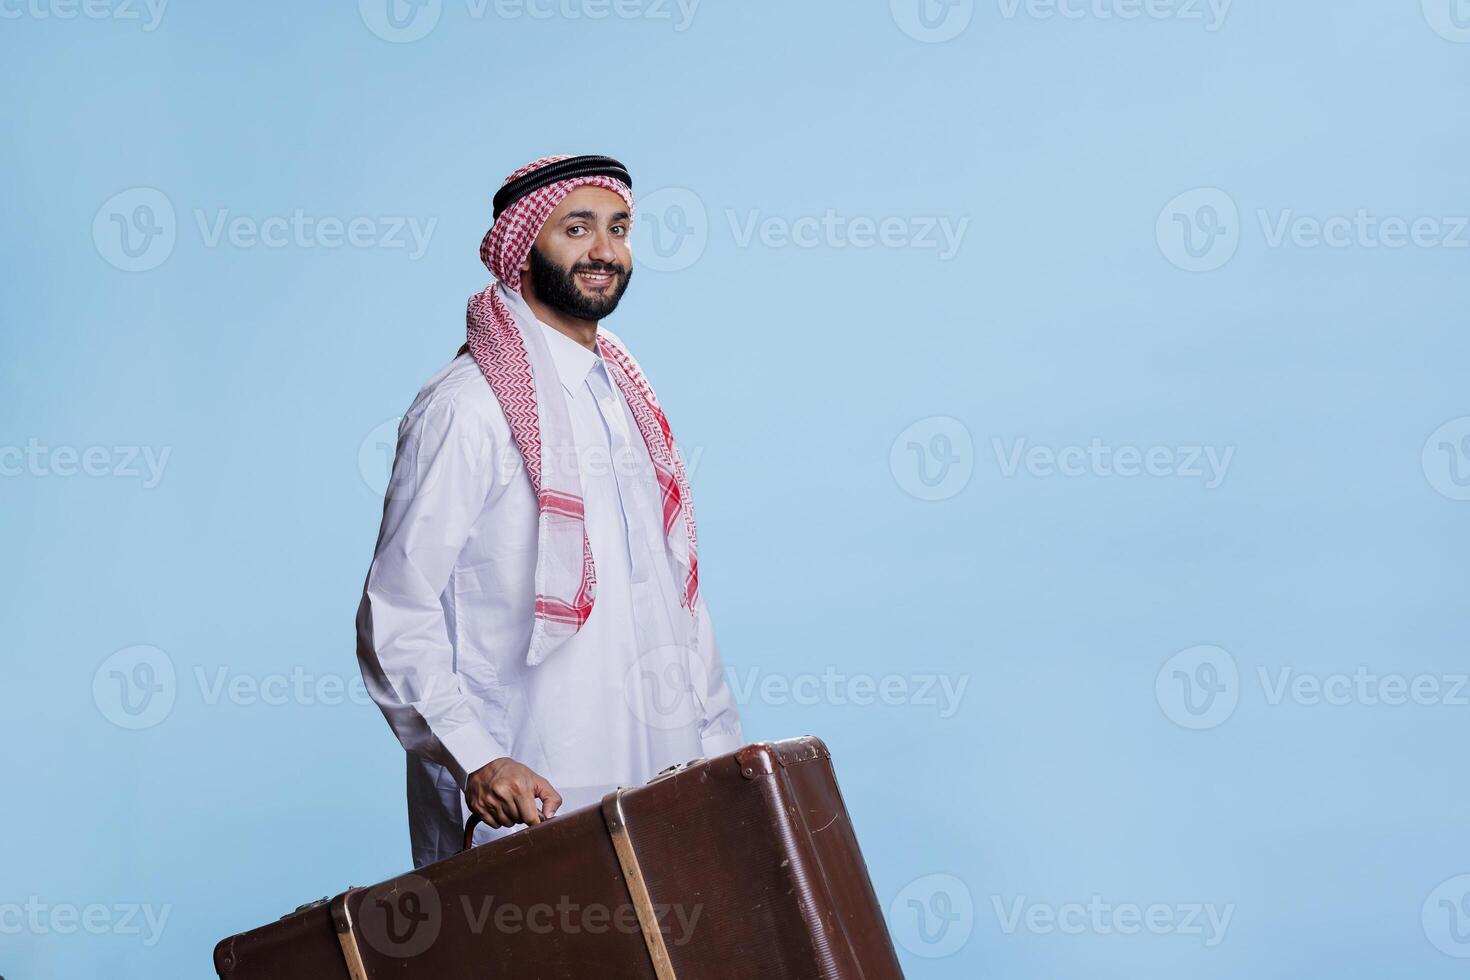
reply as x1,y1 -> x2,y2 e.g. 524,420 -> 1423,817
467,288 -> 544,493
468,282 -> 599,630
598,334 -> 700,611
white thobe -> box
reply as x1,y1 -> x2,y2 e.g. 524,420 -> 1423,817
356,318 -> 744,869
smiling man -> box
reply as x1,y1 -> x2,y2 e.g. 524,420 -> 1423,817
355,154 -> 744,868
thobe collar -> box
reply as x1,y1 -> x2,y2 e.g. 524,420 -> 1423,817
536,319 -> 601,399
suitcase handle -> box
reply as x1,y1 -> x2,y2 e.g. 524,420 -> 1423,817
461,810 -> 555,852
462,757 -> 704,852
651,756 -> 705,782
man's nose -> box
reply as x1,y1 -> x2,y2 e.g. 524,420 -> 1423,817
586,231 -> 621,267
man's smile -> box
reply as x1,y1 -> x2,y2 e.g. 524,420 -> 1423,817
577,269 -> 618,289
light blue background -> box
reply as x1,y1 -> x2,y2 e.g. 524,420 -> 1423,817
3,1 -> 1468,977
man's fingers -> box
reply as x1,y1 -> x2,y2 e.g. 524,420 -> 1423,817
540,784 -> 563,818
513,789 -> 542,826
473,796 -> 509,829
468,764 -> 562,828
490,780 -> 539,827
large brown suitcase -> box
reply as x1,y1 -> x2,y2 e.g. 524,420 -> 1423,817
213,736 -> 906,979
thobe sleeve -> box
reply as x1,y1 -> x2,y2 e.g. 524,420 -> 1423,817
355,391 -> 508,791
693,591 -> 745,757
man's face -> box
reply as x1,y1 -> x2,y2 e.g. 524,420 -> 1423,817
520,186 -> 634,321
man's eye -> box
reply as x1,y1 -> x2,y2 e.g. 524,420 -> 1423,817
611,225 -> 627,236
567,226 -> 587,237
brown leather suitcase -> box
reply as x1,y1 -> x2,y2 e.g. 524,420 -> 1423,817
213,736 -> 905,979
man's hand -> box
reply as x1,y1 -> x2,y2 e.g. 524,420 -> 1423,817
465,758 -> 563,829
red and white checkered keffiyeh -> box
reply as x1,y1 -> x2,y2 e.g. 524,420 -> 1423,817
465,155 -> 700,668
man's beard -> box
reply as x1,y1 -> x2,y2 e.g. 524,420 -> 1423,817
526,246 -> 633,321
